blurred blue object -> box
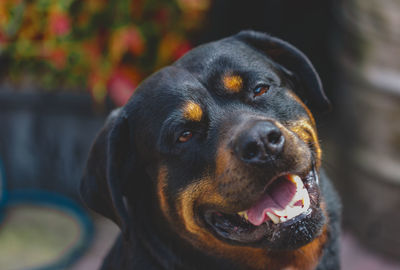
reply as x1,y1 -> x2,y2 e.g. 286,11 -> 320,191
4,190 -> 94,270
0,157 -> 93,269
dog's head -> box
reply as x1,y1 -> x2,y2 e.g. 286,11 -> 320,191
81,31 -> 331,268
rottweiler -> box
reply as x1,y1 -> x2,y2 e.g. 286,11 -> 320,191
80,30 -> 341,270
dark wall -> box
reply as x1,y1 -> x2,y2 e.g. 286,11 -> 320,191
0,89 -> 106,200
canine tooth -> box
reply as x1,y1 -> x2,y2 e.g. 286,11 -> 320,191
287,174 -> 303,187
289,181 -> 309,208
264,176 -> 312,224
266,212 -> 281,224
288,188 -> 304,207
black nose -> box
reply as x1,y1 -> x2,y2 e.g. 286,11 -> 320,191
234,121 -> 285,164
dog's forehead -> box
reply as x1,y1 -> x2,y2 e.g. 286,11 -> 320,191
132,37 -> 281,103
128,37 -> 291,125
174,38 -> 280,81
127,66 -> 209,128
134,66 -> 208,105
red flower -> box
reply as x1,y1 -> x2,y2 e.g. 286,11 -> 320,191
123,27 -> 145,56
173,41 -> 192,60
83,39 -> 102,68
154,8 -> 170,25
49,12 -> 71,36
110,27 -> 145,63
47,48 -> 67,69
107,68 -> 138,106
0,31 -> 8,45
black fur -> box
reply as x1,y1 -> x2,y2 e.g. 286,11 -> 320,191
80,31 -> 341,270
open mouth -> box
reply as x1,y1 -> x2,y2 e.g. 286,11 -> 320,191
203,168 -> 323,249
242,174 -> 311,225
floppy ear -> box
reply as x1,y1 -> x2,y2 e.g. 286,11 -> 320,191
235,30 -> 331,112
80,108 -> 132,239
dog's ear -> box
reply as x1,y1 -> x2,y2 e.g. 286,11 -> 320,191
80,108 -> 132,239
235,30 -> 331,112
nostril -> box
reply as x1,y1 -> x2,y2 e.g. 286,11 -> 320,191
264,129 -> 284,154
233,120 -> 285,164
267,130 -> 282,145
242,141 -> 260,160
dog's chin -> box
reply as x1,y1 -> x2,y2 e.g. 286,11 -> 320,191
202,168 -> 325,250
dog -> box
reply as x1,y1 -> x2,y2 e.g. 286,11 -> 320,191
80,30 -> 341,270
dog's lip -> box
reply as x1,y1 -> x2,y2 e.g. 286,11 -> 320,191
202,167 -> 321,246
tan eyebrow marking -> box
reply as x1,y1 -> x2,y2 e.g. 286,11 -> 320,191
222,75 -> 243,92
183,101 -> 203,121
286,91 -> 316,126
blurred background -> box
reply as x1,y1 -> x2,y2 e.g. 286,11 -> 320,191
0,0 -> 399,269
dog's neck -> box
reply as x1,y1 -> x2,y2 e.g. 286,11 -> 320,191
132,213 -> 237,269
132,218 -> 328,270
124,192 -> 240,270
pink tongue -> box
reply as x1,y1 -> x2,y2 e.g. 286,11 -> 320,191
247,176 -> 297,226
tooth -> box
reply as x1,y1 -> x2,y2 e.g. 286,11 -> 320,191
287,178 -> 309,208
238,211 -> 248,220
266,212 -> 281,224
303,190 -> 311,210
262,175 -> 312,224
287,174 -> 296,183
300,199 -> 305,208
287,174 -> 303,188
273,208 -> 287,217
275,206 -> 300,219
288,189 -> 304,207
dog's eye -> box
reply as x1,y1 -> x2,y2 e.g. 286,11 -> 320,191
253,85 -> 270,97
178,131 -> 193,143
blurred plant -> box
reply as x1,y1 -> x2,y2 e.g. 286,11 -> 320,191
0,0 -> 210,105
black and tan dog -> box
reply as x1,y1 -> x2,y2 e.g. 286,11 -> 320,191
80,31 -> 341,270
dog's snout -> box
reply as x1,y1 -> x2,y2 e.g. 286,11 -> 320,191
234,121 -> 285,164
